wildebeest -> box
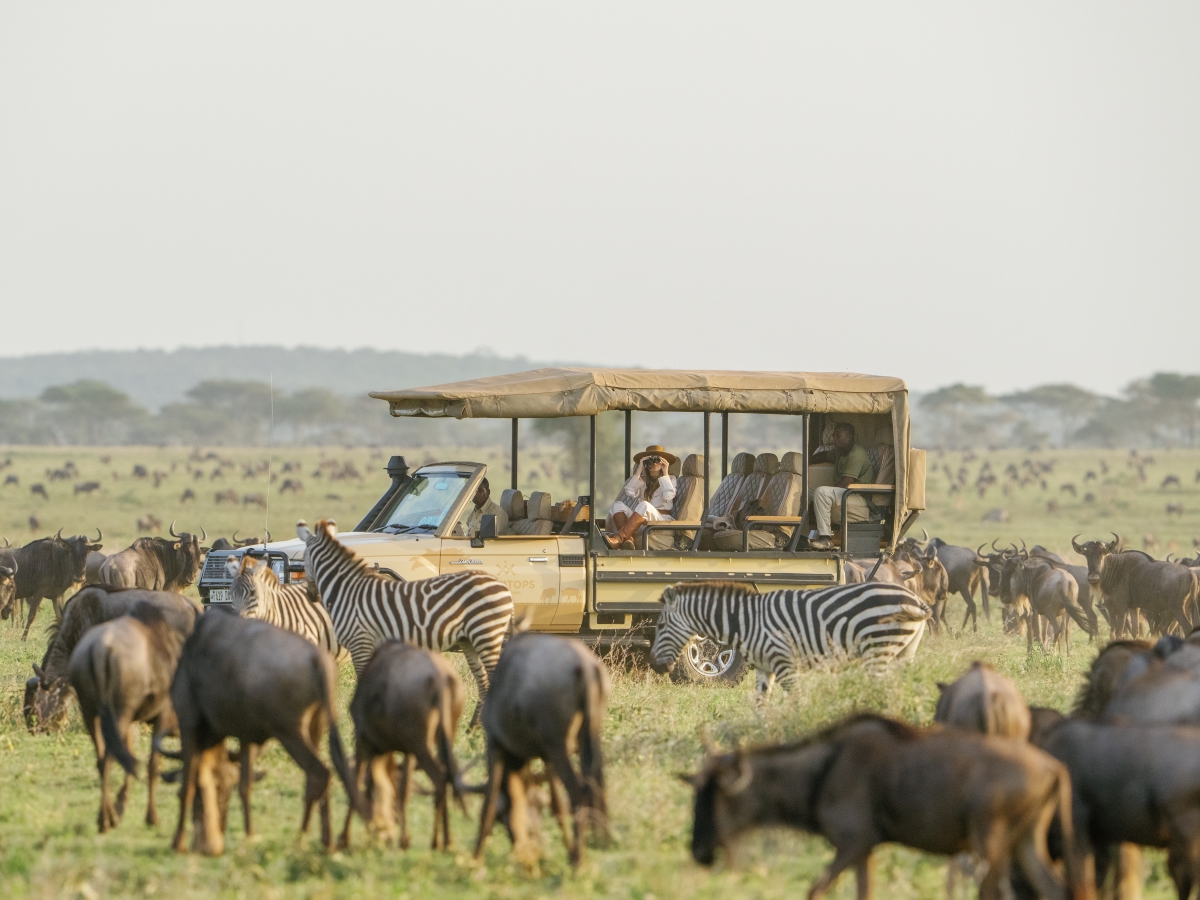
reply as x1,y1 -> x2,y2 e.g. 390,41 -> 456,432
69,599 -> 196,832
847,545 -> 948,634
24,585 -> 198,732
99,522 -> 206,593
683,715 -> 1082,900
74,481 -> 101,496
1036,719 -> 1200,899
1094,636 -> 1200,727
242,493 -> 266,508
0,529 -> 103,641
1073,535 -> 1200,637
925,534 -> 991,630
475,633 -> 609,868
85,550 -> 107,583
1008,556 -> 1093,653
168,608 -> 369,855
279,478 -> 303,494
214,489 -> 238,504
338,642 -> 466,851
179,488 -> 196,504
935,661 -> 1031,740
3,473 -> 17,486
31,483 -> 48,500
132,464 -> 148,479
982,507 -> 1009,523
0,560 -> 16,624
1163,474 -> 1182,489
1168,503 -> 1185,518
1030,546 -> 1099,641
136,514 -> 163,533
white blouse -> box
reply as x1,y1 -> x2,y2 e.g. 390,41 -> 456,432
619,474 -> 676,513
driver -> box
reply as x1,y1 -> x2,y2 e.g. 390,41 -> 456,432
603,445 -> 677,549
464,477 -> 509,537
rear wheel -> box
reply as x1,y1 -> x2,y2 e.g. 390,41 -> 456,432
669,638 -> 747,686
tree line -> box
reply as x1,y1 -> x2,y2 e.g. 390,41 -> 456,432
1,371 -> 1197,449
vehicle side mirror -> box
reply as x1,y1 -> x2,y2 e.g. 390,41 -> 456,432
471,515 -> 497,549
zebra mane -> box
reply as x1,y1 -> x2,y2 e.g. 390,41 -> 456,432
668,581 -> 761,602
312,520 -> 371,578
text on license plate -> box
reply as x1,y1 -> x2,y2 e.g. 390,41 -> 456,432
208,589 -> 231,604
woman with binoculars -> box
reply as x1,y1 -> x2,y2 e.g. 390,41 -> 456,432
602,444 -> 678,549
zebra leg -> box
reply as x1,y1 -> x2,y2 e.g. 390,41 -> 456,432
755,670 -> 776,702
462,645 -> 490,729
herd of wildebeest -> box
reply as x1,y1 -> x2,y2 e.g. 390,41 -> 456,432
6,518 -> 1200,899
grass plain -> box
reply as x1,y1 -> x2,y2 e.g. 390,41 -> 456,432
1,443 -> 1199,899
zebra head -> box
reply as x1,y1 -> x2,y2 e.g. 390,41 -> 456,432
228,554 -> 274,617
650,586 -> 696,674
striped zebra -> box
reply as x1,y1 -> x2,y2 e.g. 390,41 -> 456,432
650,581 -> 931,698
303,519 -> 514,717
225,555 -> 348,662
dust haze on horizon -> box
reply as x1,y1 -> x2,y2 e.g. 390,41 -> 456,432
1,4 -> 1196,396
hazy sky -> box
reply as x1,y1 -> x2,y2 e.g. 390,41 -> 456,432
1,4 -> 1196,394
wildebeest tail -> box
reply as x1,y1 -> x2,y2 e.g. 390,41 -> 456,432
435,675 -> 466,812
578,663 -> 607,820
92,642 -> 138,776
316,654 -> 371,821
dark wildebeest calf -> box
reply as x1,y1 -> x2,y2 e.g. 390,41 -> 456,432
338,642 -> 466,851
24,586 -> 196,732
99,521 -> 206,593
474,633 -> 609,868
1037,719 -> 1200,899
684,715 -> 1084,900
0,529 -> 103,640
1073,535 -> 1200,638
927,534 -> 990,630
935,660 -> 1031,740
169,608 -> 368,855
69,600 -> 196,832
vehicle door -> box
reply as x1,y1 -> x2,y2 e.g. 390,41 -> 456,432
440,535 -> 560,629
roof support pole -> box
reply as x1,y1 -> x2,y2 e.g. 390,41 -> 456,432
703,412 -> 711,519
589,415 -> 599,547
721,412 -> 729,480
624,410 -> 632,479
801,413 -> 810,538
510,418 -> 519,490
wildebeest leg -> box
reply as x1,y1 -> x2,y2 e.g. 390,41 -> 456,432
960,588 -> 978,633
807,843 -> 874,900
545,770 -> 573,859
145,725 -> 161,826
172,751 -> 200,852
397,752 -> 415,850
504,766 -> 537,869
1113,843 -> 1143,900
411,738 -> 449,850
461,645 -> 489,729
196,745 -> 226,855
278,724 -> 333,848
21,596 -> 44,641
1012,800 -> 1068,900
544,742 -> 588,866
473,742 -> 508,860
97,751 -> 116,832
238,741 -> 257,836
337,751 -> 369,850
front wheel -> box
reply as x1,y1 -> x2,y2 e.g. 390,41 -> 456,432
669,639 -> 748,686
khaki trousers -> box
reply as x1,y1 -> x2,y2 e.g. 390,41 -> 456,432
813,486 -> 869,536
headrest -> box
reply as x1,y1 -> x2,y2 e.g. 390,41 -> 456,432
681,454 -> 704,478
668,457 -> 682,477
730,452 -> 755,476
500,488 -> 525,519
526,491 -> 551,520
779,451 -> 803,475
753,453 -> 779,476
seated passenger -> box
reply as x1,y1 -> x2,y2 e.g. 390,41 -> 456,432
464,478 -> 509,536
603,445 -> 677,549
807,423 -> 875,551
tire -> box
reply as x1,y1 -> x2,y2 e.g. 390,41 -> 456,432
669,638 -> 748,686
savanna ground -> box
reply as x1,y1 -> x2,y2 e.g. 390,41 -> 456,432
1,443 -> 1200,899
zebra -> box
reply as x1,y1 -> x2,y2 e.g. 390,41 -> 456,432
649,581 -> 931,698
225,555 -> 348,662
303,519 -> 514,722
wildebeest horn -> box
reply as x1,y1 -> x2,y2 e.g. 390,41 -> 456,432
232,529 -> 241,543
991,540 -> 1002,553
94,528 -> 102,543
1071,533 -> 1084,554
2,536 -> 9,548
200,526 -> 207,542
264,530 -> 270,543
921,527 -> 930,543
1107,532 -> 1120,552
169,519 -> 180,537
55,528 -> 63,540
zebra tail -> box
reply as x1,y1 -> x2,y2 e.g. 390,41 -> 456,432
90,642 -> 139,777
316,655 -> 371,821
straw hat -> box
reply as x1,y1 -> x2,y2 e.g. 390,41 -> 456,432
632,444 -> 678,466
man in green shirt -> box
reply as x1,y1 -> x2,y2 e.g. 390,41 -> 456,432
808,423 -> 875,550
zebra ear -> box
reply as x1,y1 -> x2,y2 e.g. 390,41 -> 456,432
661,586 -> 676,606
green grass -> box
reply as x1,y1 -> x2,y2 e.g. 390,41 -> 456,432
2,444 -> 1198,898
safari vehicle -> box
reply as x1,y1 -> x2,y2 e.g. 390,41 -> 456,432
197,368 -> 926,683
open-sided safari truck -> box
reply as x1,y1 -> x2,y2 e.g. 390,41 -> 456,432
198,368 -> 925,683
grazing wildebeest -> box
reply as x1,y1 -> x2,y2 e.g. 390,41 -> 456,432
1095,636 -> 1200,727
132,464 -> 148,479
1167,503 -> 1185,518
31,483 -> 48,500
925,533 -> 990,629
0,529 -> 103,640
1036,719 -> 1200,899
136,514 -> 162,533
99,522 -> 206,593
279,478 -> 303,494
1073,535 -> 1200,637
179,488 -> 196,504
1060,483 -> 1077,497
74,481 -> 101,496
1031,546 -> 1099,642
474,633 -> 609,868
24,586 -> 197,732
168,608 -> 369,855
338,642 -> 466,851
683,715 -> 1082,900
242,493 -> 266,508
982,507 -> 1008,523
214,489 -> 238,504
1070,639 -> 1155,721
69,600 -> 196,832
4,473 -> 17,486
1163,474 -> 1182,490
935,661 -> 1031,740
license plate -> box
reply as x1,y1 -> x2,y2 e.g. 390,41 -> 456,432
208,589 -> 231,604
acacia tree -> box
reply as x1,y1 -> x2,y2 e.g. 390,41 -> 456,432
39,380 -> 147,444
919,384 -> 991,449
1127,373 -> 1200,447
1001,384 -> 1100,447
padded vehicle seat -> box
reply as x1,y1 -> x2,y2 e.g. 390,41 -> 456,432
510,491 -> 553,536
647,454 -> 705,550
713,451 -> 803,551
707,452 -> 755,522
734,453 -> 779,516
500,489 -> 525,522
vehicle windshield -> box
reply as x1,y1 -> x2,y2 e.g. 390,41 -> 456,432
374,471 -> 473,534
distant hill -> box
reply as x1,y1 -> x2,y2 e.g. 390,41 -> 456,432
0,346 -> 572,409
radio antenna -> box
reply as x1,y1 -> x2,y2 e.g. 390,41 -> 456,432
264,373 -> 273,547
